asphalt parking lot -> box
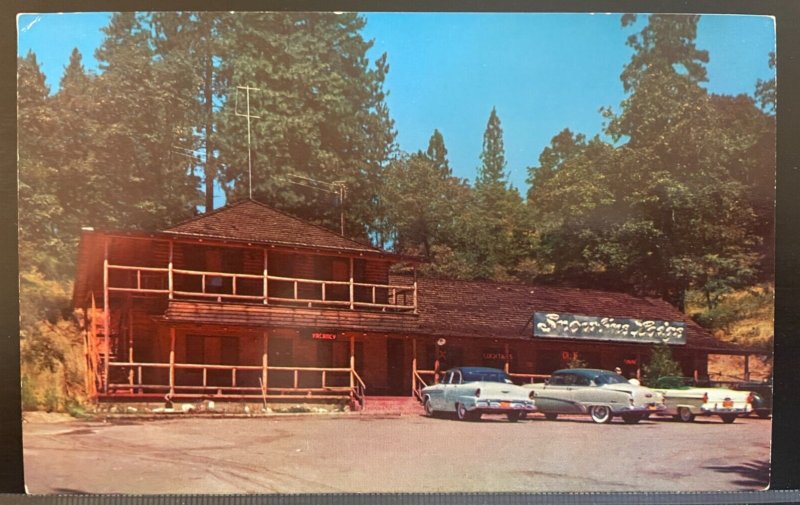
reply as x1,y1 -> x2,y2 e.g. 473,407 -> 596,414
23,412 -> 771,494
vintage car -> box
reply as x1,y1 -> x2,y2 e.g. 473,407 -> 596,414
732,379 -> 772,419
523,368 -> 666,424
420,367 -> 536,421
651,376 -> 752,423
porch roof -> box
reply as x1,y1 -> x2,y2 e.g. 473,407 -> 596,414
403,274 -> 763,354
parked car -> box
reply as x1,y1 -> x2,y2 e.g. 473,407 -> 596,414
523,368 -> 666,424
732,378 -> 772,419
420,367 -> 537,421
650,376 -> 752,423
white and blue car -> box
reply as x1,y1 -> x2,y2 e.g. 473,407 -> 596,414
421,367 -> 537,422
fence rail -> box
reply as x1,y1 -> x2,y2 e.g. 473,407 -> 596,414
107,361 -> 361,399
106,264 -> 416,312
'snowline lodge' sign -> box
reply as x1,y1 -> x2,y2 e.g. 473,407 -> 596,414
533,312 -> 687,345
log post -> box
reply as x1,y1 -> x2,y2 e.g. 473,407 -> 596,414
349,334 -> 355,389
411,338 -> 417,397
262,332 -> 268,396
103,237 -> 110,394
744,354 -> 750,381
264,249 -> 269,304
169,328 -> 176,397
504,343 -> 510,374
412,264 -> 418,314
168,240 -> 174,300
128,302 -> 134,387
349,257 -> 355,310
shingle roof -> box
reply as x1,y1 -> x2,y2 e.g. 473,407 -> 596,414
399,274 -> 750,352
165,199 -> 386,255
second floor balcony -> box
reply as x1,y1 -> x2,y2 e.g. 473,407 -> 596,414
105,258 -> 418,313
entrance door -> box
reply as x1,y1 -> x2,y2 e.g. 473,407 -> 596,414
268,337 -> 293,388
386,339 -> 405,395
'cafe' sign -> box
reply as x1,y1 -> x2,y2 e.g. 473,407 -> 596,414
533,312 -> 686,345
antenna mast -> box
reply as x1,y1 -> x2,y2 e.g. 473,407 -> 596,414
235,85 -> 261,199
282,174 -> 347,235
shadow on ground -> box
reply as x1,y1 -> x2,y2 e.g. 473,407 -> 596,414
704,459 -> 770,488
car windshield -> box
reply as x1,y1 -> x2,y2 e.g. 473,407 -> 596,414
461,370 -> 510,383
593,372 -> 629,385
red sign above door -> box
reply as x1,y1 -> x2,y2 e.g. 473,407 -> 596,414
312,332 -> 337,340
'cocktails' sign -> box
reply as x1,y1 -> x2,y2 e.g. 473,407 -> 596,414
533,312 -> 686,344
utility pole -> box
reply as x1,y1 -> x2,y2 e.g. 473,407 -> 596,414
235,85 -> 261,200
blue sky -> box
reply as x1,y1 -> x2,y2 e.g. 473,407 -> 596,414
18,12 -> 775,193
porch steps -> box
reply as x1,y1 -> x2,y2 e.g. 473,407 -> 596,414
362,396 -> 423,415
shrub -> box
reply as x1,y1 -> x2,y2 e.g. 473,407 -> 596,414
21,376 -> 38,411
642,343 -> 683,386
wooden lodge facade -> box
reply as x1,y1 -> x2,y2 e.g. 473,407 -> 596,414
73,199 -> 761,407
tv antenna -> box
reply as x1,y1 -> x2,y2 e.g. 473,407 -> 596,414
235,85 -> 261,199
281,174 -> 348,235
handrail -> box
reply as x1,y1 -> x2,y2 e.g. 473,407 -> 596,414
508,372 -> 551,384
107,361 -> 358,398
106,263 -> 417,311
412,370 -> 429,402
351,369 -> 366,408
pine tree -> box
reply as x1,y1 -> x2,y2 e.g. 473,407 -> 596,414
463,107 -> 526,280
424,129 -> 450,176
215,12 -> 395,239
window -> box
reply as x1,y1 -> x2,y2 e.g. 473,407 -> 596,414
574,375 -> 591,387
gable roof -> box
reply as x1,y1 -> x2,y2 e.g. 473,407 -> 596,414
400,274 -> 753,353
165,199 -> 393,257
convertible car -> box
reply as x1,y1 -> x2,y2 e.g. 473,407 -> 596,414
420,367 -> 536,421
650,376 -> 753,423
523,368 -> 666,424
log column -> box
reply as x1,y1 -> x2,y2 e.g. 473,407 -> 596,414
411,338 -> 417,397
635,352 -> 642,381
744,354 -> 751,381
103,237 -> 110,394
168,240 -> 174,299
268,331 -> 269,396
264,249 -> 269,304
169,328 -> 176,398
349,257 -> 355,310
349,334 -> 355,389
504,343 -> 510,374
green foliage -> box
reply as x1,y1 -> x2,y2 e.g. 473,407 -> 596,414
689,285 -> 774,347
21,376 -> 39,411
566,353 -> 588,369
43,386 -> 60,413
526,15 -> 771,309
641,343 -> 683,386
214,12 -> 395,240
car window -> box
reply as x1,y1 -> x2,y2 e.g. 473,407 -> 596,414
451,371 -> 462,384
594,372 -> 629,385
574,375 -> 591,386
443,371 -> 454,384
549,375 -> 566,385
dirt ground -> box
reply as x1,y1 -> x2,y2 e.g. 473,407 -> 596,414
707,354 -> 772,381
23,411 -> 771,494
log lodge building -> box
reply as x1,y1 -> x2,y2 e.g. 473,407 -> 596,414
73,199 -> 762,408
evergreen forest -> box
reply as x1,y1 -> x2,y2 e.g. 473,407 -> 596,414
17,13 -> 775,411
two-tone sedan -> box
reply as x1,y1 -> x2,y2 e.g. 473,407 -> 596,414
524,368 -> 666,424
421,367 -> 537,422
651,376 -> 753,423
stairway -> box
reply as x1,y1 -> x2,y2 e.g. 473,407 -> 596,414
362,396 -> 424,415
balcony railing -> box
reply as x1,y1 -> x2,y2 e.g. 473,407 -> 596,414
106,264 -> 417,312
107,362 -> 363,401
